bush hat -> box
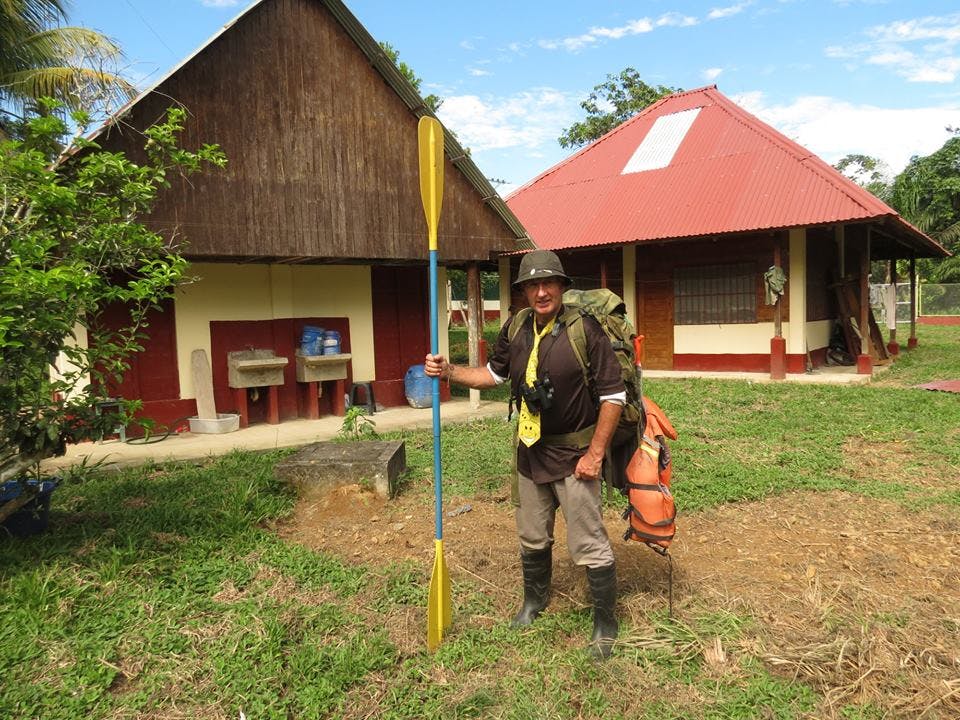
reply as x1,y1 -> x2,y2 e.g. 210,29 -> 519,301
513,250 -> 572,288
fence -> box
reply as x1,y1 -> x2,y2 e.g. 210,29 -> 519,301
871,283 -> 960,325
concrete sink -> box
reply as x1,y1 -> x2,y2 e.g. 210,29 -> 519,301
227,349 -> 289,388
295,352 -> 352,383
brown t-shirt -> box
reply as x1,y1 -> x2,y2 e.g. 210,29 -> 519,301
488,307 -> 624,484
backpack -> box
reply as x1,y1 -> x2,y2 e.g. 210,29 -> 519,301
506,288 -> 644,448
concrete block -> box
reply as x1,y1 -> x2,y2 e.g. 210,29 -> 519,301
275,440 -> 405,499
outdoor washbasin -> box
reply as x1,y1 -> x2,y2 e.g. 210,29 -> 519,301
227,349 -> 289,388
295,352 -> 352,383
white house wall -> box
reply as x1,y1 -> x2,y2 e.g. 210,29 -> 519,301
675,322 -> 783,354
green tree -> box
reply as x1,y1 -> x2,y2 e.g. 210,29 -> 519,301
834,153 -> 892,201
0,103 -> 225,491
887,137 -> 960,282
379,41 -> 442,113
0,0 -> 135,119
558,67 -> 680,149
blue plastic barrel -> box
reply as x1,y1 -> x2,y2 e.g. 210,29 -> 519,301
321,330 -> 341,355
404,364 -> 433,408
300,325 -> 324,356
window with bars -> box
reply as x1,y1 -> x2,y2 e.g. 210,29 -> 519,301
674,263 -> 757,325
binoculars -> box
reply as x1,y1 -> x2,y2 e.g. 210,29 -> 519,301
520,376 -> 554,414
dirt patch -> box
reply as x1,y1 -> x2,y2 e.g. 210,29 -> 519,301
280,478 -> 960,717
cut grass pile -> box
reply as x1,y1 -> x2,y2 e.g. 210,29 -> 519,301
1,325 -> 958,718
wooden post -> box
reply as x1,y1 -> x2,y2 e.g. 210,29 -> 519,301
887,259 -> 899,355
305,381 -> 320,420
234,387 -> 249,429
857,230 -> 872,374
600,258 -> 608,289
909,257 -> 918,348
466,263 -> 482,409
267,386 -> 280,424
770,241 -> 786,379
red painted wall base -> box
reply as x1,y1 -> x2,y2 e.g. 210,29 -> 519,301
770,337 -> 786,379
918,316 -> 960,325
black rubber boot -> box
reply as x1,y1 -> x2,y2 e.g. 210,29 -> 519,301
586,564 -> 618,659
510,547 -> 552,627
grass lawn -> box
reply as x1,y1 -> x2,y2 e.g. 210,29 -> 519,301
1,325 -> 958,719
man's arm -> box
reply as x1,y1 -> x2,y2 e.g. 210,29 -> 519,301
424,353 -> 500,390
573,400 -> 623,481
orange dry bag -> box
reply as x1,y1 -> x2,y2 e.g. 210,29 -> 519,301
622,397 -> 678,554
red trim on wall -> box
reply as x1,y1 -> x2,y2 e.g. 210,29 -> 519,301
674,354 -> 770,373
674,351 -> 823,374
918,316 -> 960,325
372,266 -> 430,383
91,299 -> 180,403
809,347 -> 828,368
786,354 -> 806,375
449,309 -> 499,325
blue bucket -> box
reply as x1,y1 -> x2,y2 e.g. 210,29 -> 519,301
300,325 -> 324,356
404,364 -> 433,408
321,330 -> 341,355
1,478 -> 58,537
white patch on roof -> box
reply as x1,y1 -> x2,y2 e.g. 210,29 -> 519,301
621,106 -> 702,174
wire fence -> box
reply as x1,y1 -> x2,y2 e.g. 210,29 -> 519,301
871,282 -> 960,325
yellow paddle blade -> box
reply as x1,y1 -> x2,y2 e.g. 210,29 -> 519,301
418,116 -> 444,251
426,539 -> 452,651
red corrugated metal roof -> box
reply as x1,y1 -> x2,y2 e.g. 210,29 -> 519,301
506,86 -> 946,256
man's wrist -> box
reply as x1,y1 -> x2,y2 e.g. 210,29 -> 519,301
445,363 -> 456,383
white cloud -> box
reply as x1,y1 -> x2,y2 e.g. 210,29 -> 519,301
437,88 -> 577,153
828,12 -> 960,83
540,13 -> 698,52
708,2 -> 752,20
703,67 -> 724,81
200,0 -> 240,7
468,68 -> 491,77
732,91 -> 960,174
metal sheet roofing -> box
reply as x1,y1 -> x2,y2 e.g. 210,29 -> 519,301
506,86 -> 945,257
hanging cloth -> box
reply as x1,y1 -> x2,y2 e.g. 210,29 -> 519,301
517,317 -> 556,448
763,266 -> 787,306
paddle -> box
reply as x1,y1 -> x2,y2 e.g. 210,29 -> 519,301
419,116 -> 451,651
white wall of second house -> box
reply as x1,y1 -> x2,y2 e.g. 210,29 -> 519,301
674,322 -> 780,354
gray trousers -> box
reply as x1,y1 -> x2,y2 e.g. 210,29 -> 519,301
516,472 -> 615,569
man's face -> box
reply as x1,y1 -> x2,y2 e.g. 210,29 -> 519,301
522,277 -> 564,323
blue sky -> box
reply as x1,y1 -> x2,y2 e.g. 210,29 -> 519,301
73,0 -> 960,195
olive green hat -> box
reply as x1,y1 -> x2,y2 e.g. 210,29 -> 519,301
513,249 -> 572,288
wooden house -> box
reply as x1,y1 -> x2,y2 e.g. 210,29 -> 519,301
504,86 -> 948,376
83,0 -> 529,429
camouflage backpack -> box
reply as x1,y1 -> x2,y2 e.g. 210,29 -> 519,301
507,288 -> 644,448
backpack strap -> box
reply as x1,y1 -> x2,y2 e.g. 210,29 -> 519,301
562,309 -> 596,406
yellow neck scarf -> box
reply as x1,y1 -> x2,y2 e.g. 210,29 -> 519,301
517,316 -> 556,448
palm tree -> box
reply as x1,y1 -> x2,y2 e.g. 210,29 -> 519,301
0,0 -> 135,116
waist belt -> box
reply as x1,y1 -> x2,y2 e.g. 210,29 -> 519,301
539,424 -> 596,448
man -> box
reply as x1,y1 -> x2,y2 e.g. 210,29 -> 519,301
424,249 -> 625,659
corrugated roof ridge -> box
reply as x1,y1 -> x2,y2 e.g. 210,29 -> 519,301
507,85 -> 718,201
704,87 -> 897,220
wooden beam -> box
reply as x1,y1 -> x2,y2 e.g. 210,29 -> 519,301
909,256 -> 918,348
857,229 -> 872,373
466,263 -> 482,408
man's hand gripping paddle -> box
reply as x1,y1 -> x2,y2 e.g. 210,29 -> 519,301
419,116 -> 451,651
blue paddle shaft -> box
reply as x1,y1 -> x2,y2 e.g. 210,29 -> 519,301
429,249 -> 443,541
